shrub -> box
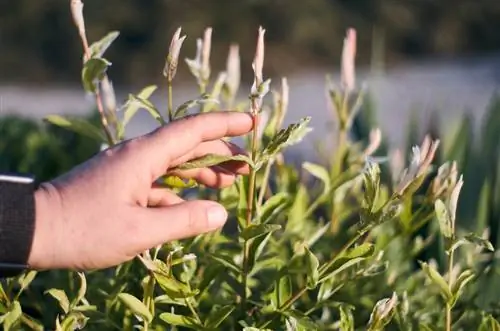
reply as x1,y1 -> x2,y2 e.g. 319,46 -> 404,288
1,2 -> 499,330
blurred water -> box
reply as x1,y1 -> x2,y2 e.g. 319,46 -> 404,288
1,54 -> 500,161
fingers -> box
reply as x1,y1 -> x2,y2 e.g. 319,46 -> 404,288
142,112 -> 253,178
147,189 -> 184,207
170,166 -> 237,188
170,139 -> 250,174
132,200 -> 228,250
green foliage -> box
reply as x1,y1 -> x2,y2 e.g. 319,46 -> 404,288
2,6 -> 500,331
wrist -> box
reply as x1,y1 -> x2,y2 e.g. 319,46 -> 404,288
28,183 -> 63,270
0,174 -> 36,277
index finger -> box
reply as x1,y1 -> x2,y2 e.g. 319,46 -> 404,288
142,111 -> 254,173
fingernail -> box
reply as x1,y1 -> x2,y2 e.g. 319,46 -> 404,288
207,205 -> 228,229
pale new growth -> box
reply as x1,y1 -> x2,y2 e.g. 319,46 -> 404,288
341,28 -> 356,92
252,26 -> 266,87
280,77 -> 289,115
449,175 -> 464,223
169,27 -> 186,64
396,135 -> 440,194
70,0 -> 85,37
225,44 -> 241,97
165,27 -> 186,81
201,27 -> 212,81
363,128 -> 382,156
101,76 -> 116,112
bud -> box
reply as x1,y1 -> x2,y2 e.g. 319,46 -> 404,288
396,136 -> 440,194
363,128 -> 382,156
252,26 -> 266,87
70,0 -> 85,37
101,76 -> 116,113
164,27 -> 187,82
367,292 -> 398,329
225,44 -> 240,98
201,27 -> 212,82
341,28 -> 356,93
280,77 -> 289,116
449,174 -> 464,223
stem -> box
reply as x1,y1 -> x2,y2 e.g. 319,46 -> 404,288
185,297 -> 202,324
79,33 -> 115,146
143,274 -> 155,331
332,127 -> 348,179
446,252 -> 454,331
168,81 -> 174,121
95,90 -> 116,145
445,219 -> 456,331
258,233 -> 362,328
242,101 -> 260,311
257,158 -> 274,207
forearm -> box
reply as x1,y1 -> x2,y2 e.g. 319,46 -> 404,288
0,174 -> 36,278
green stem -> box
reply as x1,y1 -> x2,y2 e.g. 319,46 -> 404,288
318,233 -> 363,275
446,253 -> 454,331
445,222 -> 456,331
242,102 -> 260,311
168,81 -> 173,121
257,159 -> 274,208
95,90 -> 116,146
185,297 -> 202,324
143,275 -> 156,331
258,233 -> 362,328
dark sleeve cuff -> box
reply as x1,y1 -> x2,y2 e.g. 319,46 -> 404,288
0,173 -> 36,278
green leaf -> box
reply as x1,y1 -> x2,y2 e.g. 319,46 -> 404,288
479,314 -> 500,331
156,175 -> 198,189
419,262 -> 452,303
171,153 -> 253,171
44,115 -> 107,143
463,233 -> 494,252
362,161 -> 381,211
450,269 -> 474,306
89,31 -> 120,58
286,184 -> 309,233
435,199 -> 453,239
17,270 -> 37,295
304,247 -> 320,289
281,310 -> 319,330
45,289 -> 70,314
118,293 -> 153,323
121,85 -> 158,128
74,272 -> 87,307
159,312 -> 201,329
258,192 -> 290,224
3,301 -> 22,331
303,162 -> 330,194
319,244 -> 375,283
175,94 -> 218,118
127,94 -> 165,124
82,57 -> 111,93
240,224 -> 281,241
339,305 -> 355,331
208,254 -> 242,274
153,272 -> 198,299
274,275 -> 292,308
259,117 -> 312,166
204,305 -> 235,329
367,293 -> 398,331
248,232 -> 275,271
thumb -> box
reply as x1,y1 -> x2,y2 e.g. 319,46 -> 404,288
134,200 -> 228,249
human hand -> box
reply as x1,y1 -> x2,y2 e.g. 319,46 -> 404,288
28,111 -> 253,271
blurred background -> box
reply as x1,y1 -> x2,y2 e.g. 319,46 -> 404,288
2,0 -> 500,147
2,0 -> 500,184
